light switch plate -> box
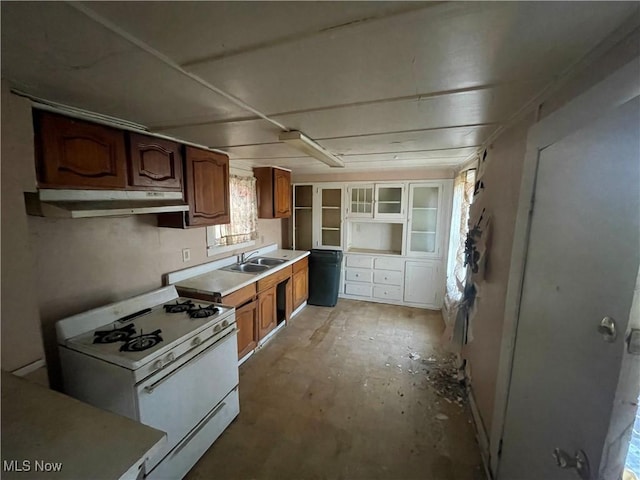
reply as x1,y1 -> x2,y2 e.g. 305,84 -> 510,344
182,248 -> 191,263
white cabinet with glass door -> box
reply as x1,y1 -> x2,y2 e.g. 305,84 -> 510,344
375,184 -> 405,219
315,185 -> 343,250
406,182 -> 450,258
347,184 -> 374,218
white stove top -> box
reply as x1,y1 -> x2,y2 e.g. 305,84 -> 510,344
61,297 -> 234,371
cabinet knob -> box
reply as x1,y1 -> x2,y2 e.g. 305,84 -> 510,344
192,337 -> 202,346
355,274 -> 359,277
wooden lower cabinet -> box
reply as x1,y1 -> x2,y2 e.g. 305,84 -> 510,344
257,285 -> 277,340
235,300 -> 258,359
292,266 -> 309,311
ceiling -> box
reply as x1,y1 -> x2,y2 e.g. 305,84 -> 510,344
1,2 -> 636,175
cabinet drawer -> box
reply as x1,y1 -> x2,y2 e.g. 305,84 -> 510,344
292,256 -> 308,274
345,268 -> 372,283
373,285 -> 402,301
221,283 -> 256,307
344,283 -> 372,298
257,265 -> 292,292
373,270 -> 402,286
373,257 -> 404,272
345,255 -> 373,269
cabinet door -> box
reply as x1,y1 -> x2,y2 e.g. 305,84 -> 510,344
292,267 -> 309,310
127,133 -> 183,191
316,186 -> 343,249
404,261 -> 439,306
236,300 -> 258,359
184,146 -> 230,226
34,110 -> 127,189
375,184 -> 405,218
407,184 -> 441,257
257,285 -> 277,340
347,184 -> 374,218
273,168 -> 292,218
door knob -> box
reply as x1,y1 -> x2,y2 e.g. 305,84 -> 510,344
552,448 -> 590,480
598,316 -> 617,342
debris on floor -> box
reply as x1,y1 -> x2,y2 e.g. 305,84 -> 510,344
407,352 -> 467,407
435,413 -> 449,421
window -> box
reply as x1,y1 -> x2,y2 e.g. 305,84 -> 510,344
445,168 -> 476,302
206,175 -> 258,253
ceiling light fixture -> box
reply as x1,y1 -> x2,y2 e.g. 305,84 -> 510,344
279,131 -> 344,168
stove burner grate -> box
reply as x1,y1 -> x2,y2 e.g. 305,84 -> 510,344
93,324 -> 136,344
120,329 -> 163,352
188,305 -> 220,319
163,300 -> 195,313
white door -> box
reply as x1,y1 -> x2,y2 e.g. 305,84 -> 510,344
498,95 -> 640,479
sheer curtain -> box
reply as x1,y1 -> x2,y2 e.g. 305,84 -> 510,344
445,168 -> 476,303
215,175 -> 258,246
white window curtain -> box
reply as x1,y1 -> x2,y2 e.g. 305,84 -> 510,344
445,168 -> 476,302
214,175 -> 258,247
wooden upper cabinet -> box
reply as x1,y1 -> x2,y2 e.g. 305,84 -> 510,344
185,146 -> 230,226
34,110 -> 127,189
254,167 -> 291,218
127,133 -> 183,191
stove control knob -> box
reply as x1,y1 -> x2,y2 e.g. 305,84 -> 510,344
213,324 -> 222,333
153,360 -> 164,370
166,353 -> 176,363
192,337 -> 202,347
222,320 -> 229,328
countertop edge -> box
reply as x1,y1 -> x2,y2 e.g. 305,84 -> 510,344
176,250 -> 310,299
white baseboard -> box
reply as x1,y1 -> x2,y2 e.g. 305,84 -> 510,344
468,386 -> 493,480
238,350 -> 254,366
290,301 -> 307,319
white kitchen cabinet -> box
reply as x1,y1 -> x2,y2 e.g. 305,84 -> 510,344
292,184 -> 344,250
406,181 -> 452,258
375,183 -> 405,219
347,184 -> 374,218
345,183 -> 405,220
403,260 -> 441,307
317,185 -> 343,249
343,253 -> 406,305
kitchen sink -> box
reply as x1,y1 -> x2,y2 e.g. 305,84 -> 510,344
222,263 -> 270,274
247,257 -> 287,266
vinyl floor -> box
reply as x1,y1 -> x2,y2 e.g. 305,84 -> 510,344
186,299 -> 486,480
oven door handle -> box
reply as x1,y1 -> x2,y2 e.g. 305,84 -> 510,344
143,328 -> 236,395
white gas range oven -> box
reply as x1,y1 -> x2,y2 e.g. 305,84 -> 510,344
56,285 -> 239,480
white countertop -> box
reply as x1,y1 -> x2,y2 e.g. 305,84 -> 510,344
174,249 -> 310,298
1,371 -> 167,480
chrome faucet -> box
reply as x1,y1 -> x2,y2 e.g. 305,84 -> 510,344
239,251 -> 259,263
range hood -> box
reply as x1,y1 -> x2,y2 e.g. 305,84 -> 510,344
25,189 -> 189,219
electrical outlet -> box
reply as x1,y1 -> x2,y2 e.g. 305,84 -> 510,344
182,248 -> 191,262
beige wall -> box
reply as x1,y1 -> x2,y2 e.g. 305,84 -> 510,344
462,26 -> 639,444
462,113 -> 533,431
0,84 -> 283,387
1,81 -> 45,372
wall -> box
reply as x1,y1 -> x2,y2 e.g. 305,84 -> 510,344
462,24 -> 640,459
462,112 -> 533,431
293,167 -> 455,184
0,84 -> 283,387
1,81 -> 46,372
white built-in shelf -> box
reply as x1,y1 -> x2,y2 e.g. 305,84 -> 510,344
322,227 -> 341,231
322,206 -> 341,210
295,206 -> 312,210
411,230 -> 436,234
412,207 -> 437,210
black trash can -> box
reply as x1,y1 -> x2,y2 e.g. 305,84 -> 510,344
307,249 -> 343,307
